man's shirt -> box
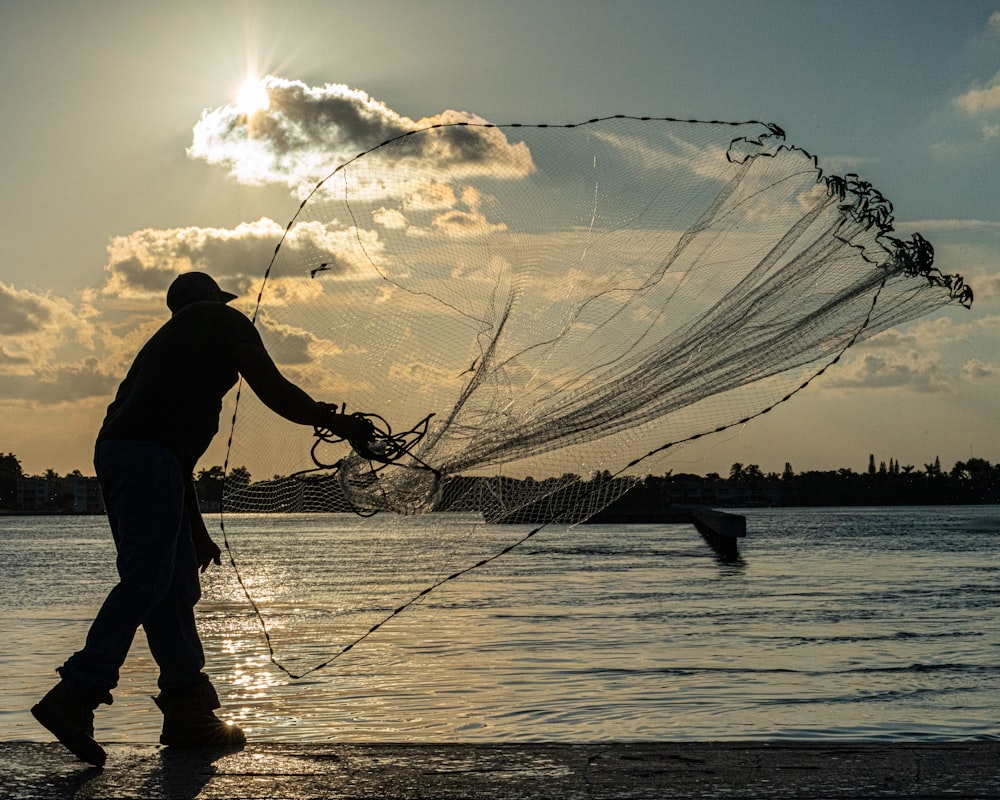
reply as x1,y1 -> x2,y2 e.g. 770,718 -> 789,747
98,302 -> 265,473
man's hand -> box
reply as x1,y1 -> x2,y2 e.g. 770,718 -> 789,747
323,409 -> 376,447
189,504 -> 222,573
194,531 -> 222,573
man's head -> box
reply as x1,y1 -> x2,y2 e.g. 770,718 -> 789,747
166,272 -> 238,313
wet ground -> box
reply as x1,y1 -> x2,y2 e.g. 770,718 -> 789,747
2,741 -> 998,799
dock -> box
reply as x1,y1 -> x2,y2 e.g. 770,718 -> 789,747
2,741 -> 998,799
586,503 -> 747,560
688,506 -> 746,560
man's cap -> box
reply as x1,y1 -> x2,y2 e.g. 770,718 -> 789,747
166,272 -> 238,313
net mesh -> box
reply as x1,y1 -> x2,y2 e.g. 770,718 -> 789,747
219,116 -> 971,676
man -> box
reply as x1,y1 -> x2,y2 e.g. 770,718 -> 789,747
31,272 -> 372,766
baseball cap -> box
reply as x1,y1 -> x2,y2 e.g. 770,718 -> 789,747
166,272 -> 239,313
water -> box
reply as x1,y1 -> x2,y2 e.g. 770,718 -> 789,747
1,506 -> 998,742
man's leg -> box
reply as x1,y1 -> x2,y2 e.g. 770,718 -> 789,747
142,502 -> 207,692
144,494 -> 245,748
34,441 -> 186,764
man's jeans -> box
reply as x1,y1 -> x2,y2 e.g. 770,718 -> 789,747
60,440 -> 206,698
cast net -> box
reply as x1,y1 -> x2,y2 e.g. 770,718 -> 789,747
220,116 -> 972,676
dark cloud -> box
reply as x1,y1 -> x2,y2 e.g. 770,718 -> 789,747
827,352 -> 950,393
259,80 -> 406,157
256,314 -> 318,365
0,348 -> 31,366
106,255 -> 175,293
0,358 -> 117,405
0,282 -> 51,334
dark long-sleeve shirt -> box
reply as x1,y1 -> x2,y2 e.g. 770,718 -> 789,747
98,301 -> 321,472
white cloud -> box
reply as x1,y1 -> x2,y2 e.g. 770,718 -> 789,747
989,11 -> 1000,36
404,182 -> 457,212
0,282 -> 120,406
955,69 -> 1000,114
188,77 -> 534,194
431,208 -> 508,238
814,154 -> 876,178
896,219 -> 1000,232
964,358 -> 999,380
0,282 -> 98,379
373,207 -> 408,229
101,218 -> 286,302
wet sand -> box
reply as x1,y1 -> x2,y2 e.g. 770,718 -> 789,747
2,741 -> 998,799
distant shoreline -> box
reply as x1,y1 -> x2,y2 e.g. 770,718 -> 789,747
2,501 -> 999,519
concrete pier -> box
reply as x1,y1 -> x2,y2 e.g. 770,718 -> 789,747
688,506 -> 747,560
2,741 -> 998,799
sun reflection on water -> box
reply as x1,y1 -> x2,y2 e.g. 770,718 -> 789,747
4,508 -> 998,743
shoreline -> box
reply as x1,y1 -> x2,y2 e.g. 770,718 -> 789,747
3,741 -> 998,799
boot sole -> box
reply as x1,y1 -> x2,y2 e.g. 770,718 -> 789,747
31,702 -> 107,767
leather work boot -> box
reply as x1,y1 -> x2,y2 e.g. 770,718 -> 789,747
154,679 -> 246,749
31,680 -> 107,767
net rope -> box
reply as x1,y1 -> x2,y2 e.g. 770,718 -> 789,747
217,116 -> 971,678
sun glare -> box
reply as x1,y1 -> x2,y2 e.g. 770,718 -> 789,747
236,76 -> 270,115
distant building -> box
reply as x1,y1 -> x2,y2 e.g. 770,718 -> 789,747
68,475 -> 106,514
16,477 -> 62,512
15,475 -> 105,513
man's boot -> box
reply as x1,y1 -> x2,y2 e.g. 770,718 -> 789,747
31,680 -> 108,767
154,679 -> 246,748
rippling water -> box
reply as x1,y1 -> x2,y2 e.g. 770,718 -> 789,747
2,506 -> 998,742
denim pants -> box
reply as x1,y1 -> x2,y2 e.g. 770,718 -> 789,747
60,440 -> 206,698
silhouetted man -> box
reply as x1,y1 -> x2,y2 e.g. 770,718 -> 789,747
32,272 -> 372,766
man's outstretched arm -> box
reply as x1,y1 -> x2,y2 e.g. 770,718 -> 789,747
236,342 -> 325,425
235,339 -> 374,443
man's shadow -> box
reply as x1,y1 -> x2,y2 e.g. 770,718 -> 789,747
137,745 -> 243,800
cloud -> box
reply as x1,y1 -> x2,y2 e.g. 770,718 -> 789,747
990,11 -> 1000,37
0,282 -> 53,335
428,189 -> 508,238
431,208 -> 508,238
897,218 -> 1000,232
188,77 -> 534,193
0,282 -> 124,407
101,218 -> 287,302
256,314 -> 334,365
964,358 -> 999,380
0,282 -> 97,372
387,358 -> 465,392
373,207 -> 408,230
0,349 -> 31,366
0,358 -> 117,405
955,69 -> 1000,114
826,350 -> 951,393
813,154 -> 877,178
0,210 -> 354,407
970,274 -> 1000,301
404,182 -> 457,212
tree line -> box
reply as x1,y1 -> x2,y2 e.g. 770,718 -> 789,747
0,455 -> 250,512
640,455 -> 1000,507
2,451 -> 998,512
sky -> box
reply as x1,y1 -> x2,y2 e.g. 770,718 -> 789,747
1,0 -> 998,478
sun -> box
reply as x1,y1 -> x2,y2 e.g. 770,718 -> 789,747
235,75 -> 270,116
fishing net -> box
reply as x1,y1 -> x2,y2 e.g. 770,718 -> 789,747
219,116 -> 971,676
